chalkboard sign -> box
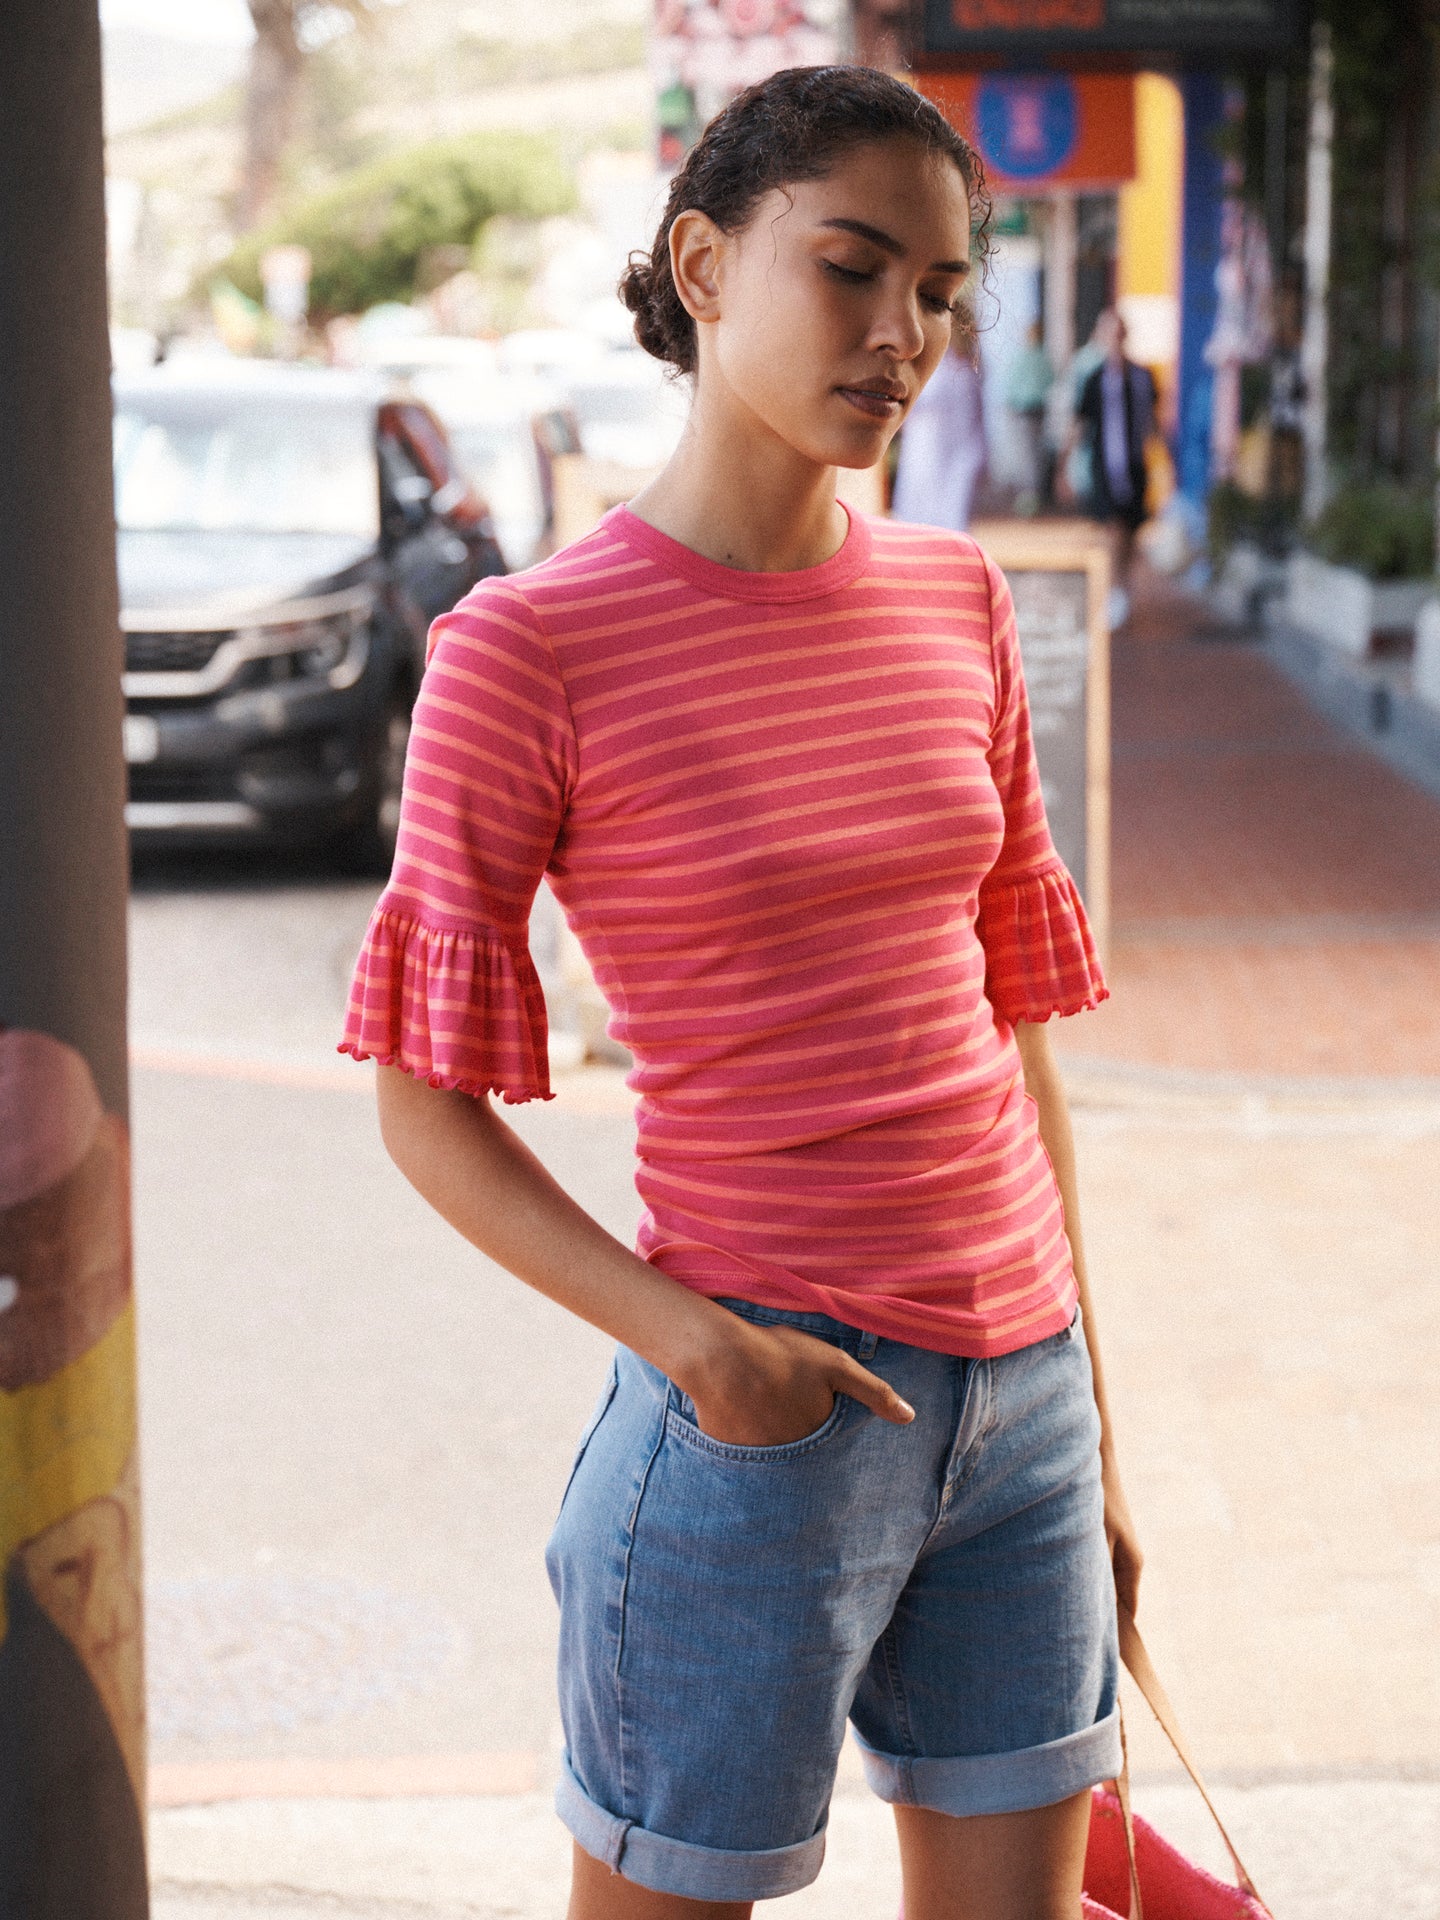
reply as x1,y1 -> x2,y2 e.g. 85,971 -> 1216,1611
973,523 -> 1111,958
919,0 -> 1306,61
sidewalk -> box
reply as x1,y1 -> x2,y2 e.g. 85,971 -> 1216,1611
142,566 -> 1440,1918
1052,565 -> 1440,1083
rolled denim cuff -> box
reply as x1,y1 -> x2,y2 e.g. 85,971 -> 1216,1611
555,1754 -> 826,1901
854,1705 -> 1123,1818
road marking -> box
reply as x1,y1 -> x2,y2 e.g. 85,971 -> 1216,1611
149,1751 -> 539,1806
131,1046 -> 366,1094
129,1047 -> 638,1113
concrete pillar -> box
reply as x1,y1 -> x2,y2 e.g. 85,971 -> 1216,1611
1300,19 -> 1333,524
1044,190 -> 1078,376
0,0 -> 149,1913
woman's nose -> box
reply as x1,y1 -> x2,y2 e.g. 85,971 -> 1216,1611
867,292 -> 927,362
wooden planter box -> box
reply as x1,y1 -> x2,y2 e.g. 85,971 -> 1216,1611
1286,551 -> 1431,658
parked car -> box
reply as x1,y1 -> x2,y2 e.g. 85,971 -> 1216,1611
114,359 -> 504,862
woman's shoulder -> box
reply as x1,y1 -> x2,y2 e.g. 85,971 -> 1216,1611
868,514 -> 998,583
433,515 -> 635,664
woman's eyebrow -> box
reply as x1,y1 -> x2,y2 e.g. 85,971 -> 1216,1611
818,217 -> 968,275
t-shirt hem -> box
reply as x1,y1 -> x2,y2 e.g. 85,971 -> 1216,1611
667,1265 -> 1078,1361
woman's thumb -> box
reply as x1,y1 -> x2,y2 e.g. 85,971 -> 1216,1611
837,1357 -> 914,1426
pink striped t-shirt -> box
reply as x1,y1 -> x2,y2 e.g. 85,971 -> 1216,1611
341,505 -> 1107,1358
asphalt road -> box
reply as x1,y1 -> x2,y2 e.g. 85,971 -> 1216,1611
130,848 -> 617,1769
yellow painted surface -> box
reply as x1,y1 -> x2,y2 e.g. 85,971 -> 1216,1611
0,1300 -> 138,1640
1118,72 -> 1184,402
1119,72 -> 1183,301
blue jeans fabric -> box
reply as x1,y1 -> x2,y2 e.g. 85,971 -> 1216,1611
546,1299 -> 1121,1903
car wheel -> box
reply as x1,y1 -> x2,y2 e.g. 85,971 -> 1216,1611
340,683 -> 411,875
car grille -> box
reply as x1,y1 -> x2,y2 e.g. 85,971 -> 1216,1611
127,765 -> 235,802
125,629 -> 231,673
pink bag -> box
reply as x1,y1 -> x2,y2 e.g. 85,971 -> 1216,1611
1083,1607 -> 1271,1920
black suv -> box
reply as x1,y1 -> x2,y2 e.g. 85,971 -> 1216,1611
115,359 -> 504,862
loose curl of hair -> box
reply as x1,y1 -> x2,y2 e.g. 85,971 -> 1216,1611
620,66 -> 990,377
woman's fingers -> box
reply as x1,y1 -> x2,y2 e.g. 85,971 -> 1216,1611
832,1353 -> 915,1425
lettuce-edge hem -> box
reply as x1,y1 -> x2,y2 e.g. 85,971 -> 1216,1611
336,1041 -> 554,1105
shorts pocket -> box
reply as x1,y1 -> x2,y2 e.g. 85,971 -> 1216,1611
555,1355 -> 619,1516
664,1389 -> 851,1463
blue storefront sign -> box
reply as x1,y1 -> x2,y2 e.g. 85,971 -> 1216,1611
975,75 -> 1079,180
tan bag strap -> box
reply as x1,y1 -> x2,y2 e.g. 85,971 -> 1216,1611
1112,1604 -> 1268,1915
1113,1697 -> 1145,1920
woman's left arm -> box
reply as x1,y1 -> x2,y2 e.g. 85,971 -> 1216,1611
1014,1017 -> 1144,1617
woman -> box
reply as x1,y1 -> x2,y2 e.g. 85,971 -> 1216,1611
342,66 -> 1142,1920
890,322 -> 988,533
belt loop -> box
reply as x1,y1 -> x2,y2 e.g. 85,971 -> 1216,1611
858,1329 -> 878,1360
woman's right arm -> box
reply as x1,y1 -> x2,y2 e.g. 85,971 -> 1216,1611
375,1064 -> 914,1446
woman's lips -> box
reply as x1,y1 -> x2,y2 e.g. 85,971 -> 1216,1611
836,386 -> 903,420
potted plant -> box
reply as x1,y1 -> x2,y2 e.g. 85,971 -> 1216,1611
1286,483 -> 1436,657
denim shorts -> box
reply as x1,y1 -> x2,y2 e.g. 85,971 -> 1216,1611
545,1298 -> 1121,1903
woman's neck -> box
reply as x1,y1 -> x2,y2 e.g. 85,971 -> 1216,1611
627,387 -> 849,575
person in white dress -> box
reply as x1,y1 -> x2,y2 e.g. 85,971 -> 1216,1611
890,328 -> 987,532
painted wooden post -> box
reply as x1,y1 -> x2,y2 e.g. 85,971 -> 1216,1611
0,0 -> 150,1913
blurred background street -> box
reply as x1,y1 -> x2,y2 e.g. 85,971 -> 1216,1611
3,0 -> 1439,1911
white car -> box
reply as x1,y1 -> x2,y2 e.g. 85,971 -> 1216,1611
558,350 -> 689,473
407,368 -> 578,573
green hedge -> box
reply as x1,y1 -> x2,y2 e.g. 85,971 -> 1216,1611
220,132 -> 574,318
1207,481 -> 1296,563
1307,482 -> 1435,580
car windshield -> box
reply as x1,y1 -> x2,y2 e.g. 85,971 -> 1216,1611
113,395 -> 379,536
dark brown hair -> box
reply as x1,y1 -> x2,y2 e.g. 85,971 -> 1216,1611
620,65 -> 988,376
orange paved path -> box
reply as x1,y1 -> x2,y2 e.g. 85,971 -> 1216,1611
1052,568 -> 1440,1081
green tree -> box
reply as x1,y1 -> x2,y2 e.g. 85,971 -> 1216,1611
243,1 -> 385,230
221,131 -> 574,317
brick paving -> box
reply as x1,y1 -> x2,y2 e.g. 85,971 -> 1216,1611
1050,567 -> 1440,1081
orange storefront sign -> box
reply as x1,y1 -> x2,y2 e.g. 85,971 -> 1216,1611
950,0 -> 1104,23
918,70 -> 1136,191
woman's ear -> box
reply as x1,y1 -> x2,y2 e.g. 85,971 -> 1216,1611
669,210 -> 725,327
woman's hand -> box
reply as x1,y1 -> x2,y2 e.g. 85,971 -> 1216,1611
682,1316 -> 914,1449
1101,1451 -> 1143,1618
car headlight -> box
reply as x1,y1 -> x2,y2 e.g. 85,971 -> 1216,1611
235,605 -> 371,690
294,622 -> 350,678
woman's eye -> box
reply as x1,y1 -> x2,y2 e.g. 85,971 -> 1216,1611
922,292 -> 959,317
822,260 -> 872,285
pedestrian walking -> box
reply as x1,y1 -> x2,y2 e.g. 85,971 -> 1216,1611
1064,308 -> 1157,628
342,65 -> 1141,1920
1004,316 -> 1054,513
890,319 -> 988,531
1059,312 -> 1109,504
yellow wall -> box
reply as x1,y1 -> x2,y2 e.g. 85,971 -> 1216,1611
1117,72 -> 1184,391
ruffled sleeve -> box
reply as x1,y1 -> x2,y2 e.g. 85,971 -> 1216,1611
975,860 -> 1107,1024
341,910 -> 552,1102
974,554 -> 1108,1024
338,581 -> 577,1101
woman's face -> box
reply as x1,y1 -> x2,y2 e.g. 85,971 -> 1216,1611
678,137 -> 973,470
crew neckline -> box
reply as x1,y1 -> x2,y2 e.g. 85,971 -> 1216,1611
604,501 -> 873,603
